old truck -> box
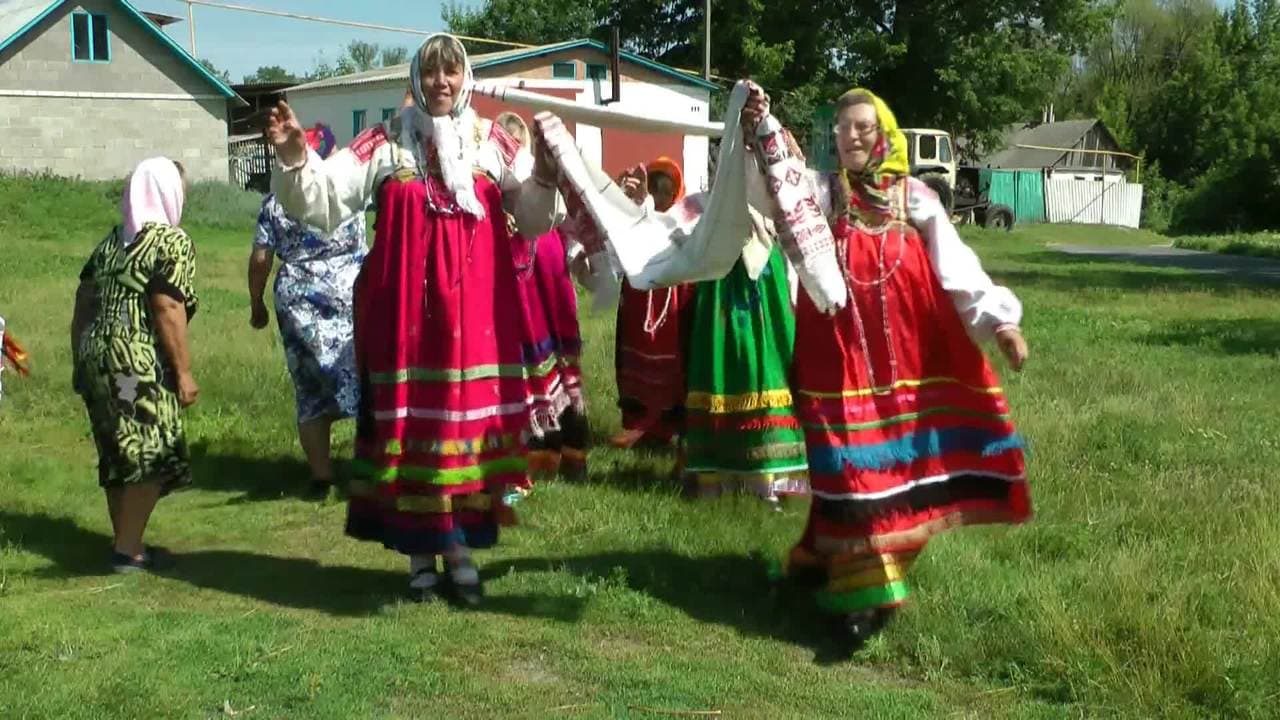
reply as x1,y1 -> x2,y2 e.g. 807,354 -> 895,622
901,128 -> 1015,230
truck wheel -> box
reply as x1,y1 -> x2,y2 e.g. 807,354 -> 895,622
921,174 -> 954,216
982,204 -> 1015,231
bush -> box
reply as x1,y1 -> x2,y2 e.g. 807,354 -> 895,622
1137,163 -> 1186,234
183,180 -> 264,230
1172,153 -> 1280,233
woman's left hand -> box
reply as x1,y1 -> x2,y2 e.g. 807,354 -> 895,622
996,327 -> 1029,371
250,301 -> 269,330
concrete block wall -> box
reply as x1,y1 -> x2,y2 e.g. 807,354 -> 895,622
0,96 -> 228,181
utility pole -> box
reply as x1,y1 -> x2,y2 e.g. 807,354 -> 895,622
703,0 -> 711,81
187,0 -> 197,56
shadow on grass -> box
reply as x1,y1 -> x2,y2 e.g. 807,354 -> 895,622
1001,250 -> 1280,295
1143,318 -> 1280,357
488,550 -> 855,665
0,510 -> 585,621
189,441 -> 351,504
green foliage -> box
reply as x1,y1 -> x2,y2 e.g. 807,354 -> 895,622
242,65 -> 298,85
198,58 -> 232,84
1067,0 -> 1280,232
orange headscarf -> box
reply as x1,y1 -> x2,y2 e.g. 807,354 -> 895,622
646,156 -> 686,202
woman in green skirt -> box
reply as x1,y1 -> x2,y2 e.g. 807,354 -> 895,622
682,209 -> 809,503
72,157 -> 199,573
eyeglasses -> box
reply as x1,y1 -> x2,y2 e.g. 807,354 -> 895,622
834,121 -> 879,138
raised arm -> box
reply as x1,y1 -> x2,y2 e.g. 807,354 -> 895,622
494,121 -> 563,237
267,101 -> 389,233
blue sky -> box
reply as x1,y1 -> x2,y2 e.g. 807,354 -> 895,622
130,0 -> 483,83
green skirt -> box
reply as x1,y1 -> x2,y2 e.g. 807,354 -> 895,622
684,247 -> 808,497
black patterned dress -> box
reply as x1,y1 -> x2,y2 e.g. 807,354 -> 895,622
76,223 -> 199,492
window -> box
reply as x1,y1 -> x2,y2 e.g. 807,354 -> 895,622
381,107 -> 395,122
71,13 -> 110,63
552,62 -> 576,80
352,109 -> 367,137
917,133 -> 938,161
939,136 -> 953,163
586,63 -> 608,81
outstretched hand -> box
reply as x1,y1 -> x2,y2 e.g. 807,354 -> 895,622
266,100 -> 307,168
996,327 -> 1029,372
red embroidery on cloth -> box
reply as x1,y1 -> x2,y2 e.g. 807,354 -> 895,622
488,121 -> 521,168
350,125 -> 389,164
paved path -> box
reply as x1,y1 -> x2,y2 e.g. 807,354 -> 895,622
1050,244 -> 1280,285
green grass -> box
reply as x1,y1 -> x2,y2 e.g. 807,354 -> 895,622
1173,232 -> 1280,259
3,176 -> 1279,719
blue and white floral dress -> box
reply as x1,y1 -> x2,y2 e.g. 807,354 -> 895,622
254,194 -> 368,422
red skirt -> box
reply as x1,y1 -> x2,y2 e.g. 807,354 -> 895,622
614,281 -> 694,444
788,214 -> 1031,612
346,174 -> 553,555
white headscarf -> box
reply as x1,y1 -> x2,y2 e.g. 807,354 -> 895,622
407,33 -> 486,218
121,157 -> 184,246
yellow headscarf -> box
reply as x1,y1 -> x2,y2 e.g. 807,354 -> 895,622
837,88 -> 909,219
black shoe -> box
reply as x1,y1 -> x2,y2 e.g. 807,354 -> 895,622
110,547 -> 172,574
306,478 -> 334,498
445,560 -> 483,607
837,607 -> 896,652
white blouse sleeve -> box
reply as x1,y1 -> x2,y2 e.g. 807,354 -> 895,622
271,124 -> 396,233
906,177 -> 1022,343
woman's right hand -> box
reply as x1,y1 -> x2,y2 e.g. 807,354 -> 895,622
177,371 -> 199,408
250,301 -> 269,330
266,101 -> 307,168
619,165 -> 647,205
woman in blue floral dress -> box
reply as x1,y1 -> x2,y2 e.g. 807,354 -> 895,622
248,125 -> 368,493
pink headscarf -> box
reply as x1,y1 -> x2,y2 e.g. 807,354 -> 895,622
121,157 -> 184,246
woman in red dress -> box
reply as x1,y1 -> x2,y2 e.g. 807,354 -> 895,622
740,84 -> 1032,651
611,158 -> 696,455
267,34 -> 562,604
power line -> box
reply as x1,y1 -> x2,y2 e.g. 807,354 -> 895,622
173,0 -> 535,49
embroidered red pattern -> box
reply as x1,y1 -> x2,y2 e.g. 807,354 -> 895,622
349,125 -> 389,164
488,121 -> 521,169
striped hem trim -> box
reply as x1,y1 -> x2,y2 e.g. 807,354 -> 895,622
806,406 -> 1012,432
368,355 -> 559,385
797,377 -> 1003,400
811,507 -> 1030,556
815,580 -> 910,613
810,469 -> 1025,502
808,428 -> 1025,472
352,457 -> 527,485
372,401 -> 530,422
686,388 -> 795,413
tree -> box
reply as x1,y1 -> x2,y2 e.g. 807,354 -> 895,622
380,46 -> 411,67
198,58 -> 232,84
448,0 -> 1105,152
339,40 -> 382,74
242,65 -> 298,84
443,0 -> 607,47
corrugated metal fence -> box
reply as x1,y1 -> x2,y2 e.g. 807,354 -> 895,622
228,135 -> 274,194
1045,175 -> 1143,228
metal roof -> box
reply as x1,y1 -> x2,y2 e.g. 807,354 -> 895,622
980,119 -> 1112,168
287,38 -> 719,94
0,0 -> 244,105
